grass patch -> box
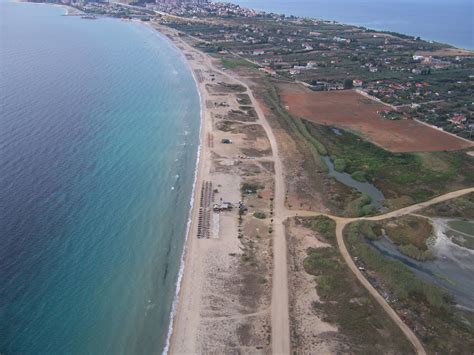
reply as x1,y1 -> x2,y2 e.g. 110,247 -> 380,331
253,211 -> 266,219
221,57 -> 258,70
241,182 -> 263,195
398,244 -> 434,261
302,215 -> 336,243
384,215 -> 433,251
333,158 -> 346,172
351,170 -> 367,182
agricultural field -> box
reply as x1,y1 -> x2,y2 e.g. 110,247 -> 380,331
279,88 -> 474,152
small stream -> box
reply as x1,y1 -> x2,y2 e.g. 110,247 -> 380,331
369,219 -> 474,310
322,155 -> 385,208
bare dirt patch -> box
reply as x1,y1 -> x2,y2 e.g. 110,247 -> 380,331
286,220 -> 340,354
281,89 -> 473,153
415,48 -> 474,57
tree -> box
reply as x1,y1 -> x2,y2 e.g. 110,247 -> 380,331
344,78 -> 354,89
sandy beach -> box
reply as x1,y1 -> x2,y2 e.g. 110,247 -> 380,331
7,3 -> 474,354
152,24 -> 280,353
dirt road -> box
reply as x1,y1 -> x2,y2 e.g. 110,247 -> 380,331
186,40 -> 473,355
214,59 -> 292,355
166,26 -> 474,355
286,187 -> 474,355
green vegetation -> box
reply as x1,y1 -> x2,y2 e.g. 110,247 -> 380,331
343,78 -> 354,89
398,244 -> 434,261
333,158 -> 346,172
449,220 -> 474,235
446,220 -> 474,250
241,182 -> 263,195
420,193 -> 474,219
351,170 -> 367,182
263,80 -> 327,158
221,57 -> 258,70
345,221 -> 474,353
447,231 -> 474,250
379,110 -> 404,120
347,221 -> 451,309
384,215 -> 433,251
304,122 -> 474,206
302,246 -> 413,353
303,215 -> 336,243
345,194 -> 376,217
352,216 -> 434,260
253,211 -> 266,219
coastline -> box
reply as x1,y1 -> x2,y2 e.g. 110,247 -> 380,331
3,2 -> 203,353
8,2 -> 474,353
14,0 -> 84,15
158,29 -> 205,355
230,0 -> 474,51
150,24 -> 212,353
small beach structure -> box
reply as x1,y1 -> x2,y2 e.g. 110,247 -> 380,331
213,202 -> 233,212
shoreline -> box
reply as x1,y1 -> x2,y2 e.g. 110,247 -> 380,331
230,1 -> 474,51
14,0 -> 85,15
158,29 -> 205,355
149,25 -> 212,353
17,2 -> 473,353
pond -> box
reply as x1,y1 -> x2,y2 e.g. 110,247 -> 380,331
322,155 -> 385,209
369,219 -> 474,311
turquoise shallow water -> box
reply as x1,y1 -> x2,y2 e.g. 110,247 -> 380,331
0,1 -> 200,353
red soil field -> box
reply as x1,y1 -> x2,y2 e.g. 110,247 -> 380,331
281,90 -> 474,153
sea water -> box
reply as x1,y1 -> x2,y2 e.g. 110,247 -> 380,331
232,0 -> 473,50
0,1 -> 200,353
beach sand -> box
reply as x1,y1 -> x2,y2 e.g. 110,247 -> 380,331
152,25 -> 277,353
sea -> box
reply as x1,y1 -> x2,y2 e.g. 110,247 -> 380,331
232,0 -> 474,50
0,1 -> 201,353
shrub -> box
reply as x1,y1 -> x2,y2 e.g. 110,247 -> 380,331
253,211 -> 266,219
334,158 -> 346,172
241,182 -> 262,194
351,171 -> 367,182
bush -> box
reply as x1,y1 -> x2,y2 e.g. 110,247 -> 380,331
351,171 -> 367,182
304,216 -> 336,242
334,158 -> 346,172
344,78 -> 354,89
361,204 -> 377,216
241,182 -> 262,194
345,193 -> 372,217
253,211 -> 266,219
398,244 -> 435,261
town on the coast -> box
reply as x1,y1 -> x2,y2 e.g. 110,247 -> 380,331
27,0 -> 474,353
37,0 -> 474,139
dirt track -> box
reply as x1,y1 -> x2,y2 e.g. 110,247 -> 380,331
215,60 -> 292,355
165,24 -> 473,355
285,187 -> 474,355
